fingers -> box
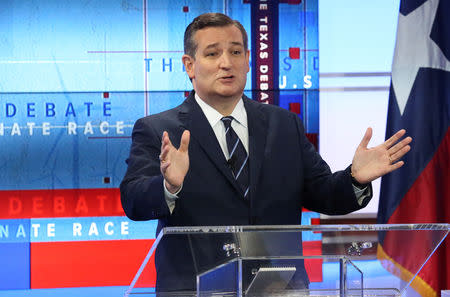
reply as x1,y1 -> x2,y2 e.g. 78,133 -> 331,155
159,132 -> 171,175
359,127 -> 373,149
159,130 -> 190,164
160,131 -> 172,163
160,159 -> 171,171
384,129 -> 406,148
179,130 -> 190,153
385,129 -> 411,165
389,143 -> 411,163
388,136 -> 412,158
161,131 -> 173,150
388,160 -> 405,172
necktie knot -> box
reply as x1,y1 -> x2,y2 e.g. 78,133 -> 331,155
221,116 -> 234,129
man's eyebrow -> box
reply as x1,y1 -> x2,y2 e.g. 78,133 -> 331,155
230,41 -> 244,47
204,43 -> 219,50
203,41 -> 244,50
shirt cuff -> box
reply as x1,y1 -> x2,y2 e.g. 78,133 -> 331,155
163,180 -> 182,214
353,184 -> 370,206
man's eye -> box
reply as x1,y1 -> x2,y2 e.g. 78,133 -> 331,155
232,50 -> 241,55
206,52 -> 217,57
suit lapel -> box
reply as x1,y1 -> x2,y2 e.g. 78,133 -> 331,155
244,96 -> 267,200
178,93 -> 242,194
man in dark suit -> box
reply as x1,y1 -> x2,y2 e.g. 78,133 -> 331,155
120,13 -> 412,293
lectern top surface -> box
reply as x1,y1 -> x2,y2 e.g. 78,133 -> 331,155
161,223 -> 450,235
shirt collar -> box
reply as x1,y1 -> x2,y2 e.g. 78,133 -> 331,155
195,93 -> 248,128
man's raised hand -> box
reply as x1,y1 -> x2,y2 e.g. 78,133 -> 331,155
351,128 -> 412,184
160,130 -> 190,193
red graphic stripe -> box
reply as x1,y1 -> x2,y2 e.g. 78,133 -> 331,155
30,239 -> 156,289
0,188 -> 124,219
303,240 -> 323,282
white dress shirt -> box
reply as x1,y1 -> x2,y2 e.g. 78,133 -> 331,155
194,93 -> 249,158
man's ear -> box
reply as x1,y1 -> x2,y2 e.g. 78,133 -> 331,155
245,49 -> 250,73
182,54 -> 195,79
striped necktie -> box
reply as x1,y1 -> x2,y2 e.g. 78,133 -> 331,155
221,116 -> 249,200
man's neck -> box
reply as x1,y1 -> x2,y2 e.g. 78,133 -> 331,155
195,93 -> 242,116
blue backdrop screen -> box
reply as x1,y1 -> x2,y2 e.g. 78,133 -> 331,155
0,0 -> 318,293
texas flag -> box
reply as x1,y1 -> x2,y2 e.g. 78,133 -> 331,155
377,0 -> 450,297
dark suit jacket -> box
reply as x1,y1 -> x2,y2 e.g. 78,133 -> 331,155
120,91 -> 371,292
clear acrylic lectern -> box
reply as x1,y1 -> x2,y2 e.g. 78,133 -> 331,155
124,224 -> 449,297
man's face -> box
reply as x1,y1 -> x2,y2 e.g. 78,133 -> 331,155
183,25 -> 250,103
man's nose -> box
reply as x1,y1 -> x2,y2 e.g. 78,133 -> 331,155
218,53 -> 232,69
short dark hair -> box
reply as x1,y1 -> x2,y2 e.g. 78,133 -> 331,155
184,13 -> 248,58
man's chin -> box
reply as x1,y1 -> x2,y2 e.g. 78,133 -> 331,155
215,87 -> 244,99
216,92 -> 242,101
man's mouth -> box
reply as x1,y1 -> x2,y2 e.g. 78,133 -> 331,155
220,75 -> 234,80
